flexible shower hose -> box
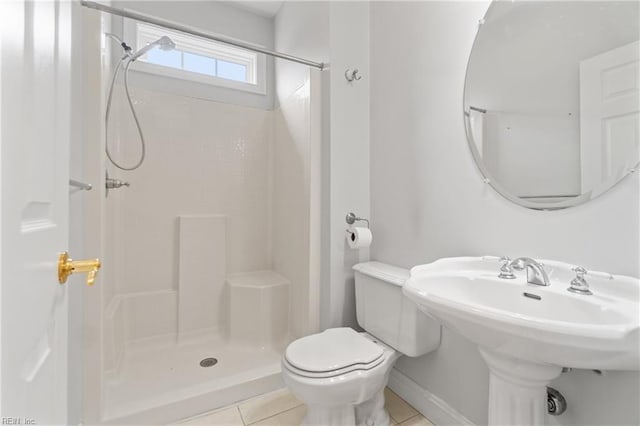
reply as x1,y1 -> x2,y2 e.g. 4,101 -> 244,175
105,51 -> 147,171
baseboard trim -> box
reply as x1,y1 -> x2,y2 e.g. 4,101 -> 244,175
388,368 -> 475,426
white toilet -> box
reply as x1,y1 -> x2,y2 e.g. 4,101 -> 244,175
282,262 -> 441,426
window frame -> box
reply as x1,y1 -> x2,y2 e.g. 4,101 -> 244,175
124,20 -> 267,95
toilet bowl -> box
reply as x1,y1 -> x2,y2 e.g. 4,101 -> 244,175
281,262 -> 442,426
282,328 -> 399,426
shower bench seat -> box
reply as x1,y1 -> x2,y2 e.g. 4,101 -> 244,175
226,270 -> 290,351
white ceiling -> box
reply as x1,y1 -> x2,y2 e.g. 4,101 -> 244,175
227,1 -> 284,18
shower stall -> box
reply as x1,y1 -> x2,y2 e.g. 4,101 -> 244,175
81,2 -> 322,424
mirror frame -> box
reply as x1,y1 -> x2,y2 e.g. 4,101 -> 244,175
462,2 -> 639,211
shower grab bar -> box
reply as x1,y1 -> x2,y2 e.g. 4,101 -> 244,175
80,0 -> 326,70
69,179 -> 93,191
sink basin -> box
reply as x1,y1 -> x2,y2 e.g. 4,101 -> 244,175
403,257 -> 640,425
404,257 -> 639,370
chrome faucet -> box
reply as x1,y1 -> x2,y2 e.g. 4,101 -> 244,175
508,257 -> 550,286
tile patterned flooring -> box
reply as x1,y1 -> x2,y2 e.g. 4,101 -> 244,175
176,387 -> 434,426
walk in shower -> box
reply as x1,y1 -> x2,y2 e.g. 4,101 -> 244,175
82,2 -> 322,423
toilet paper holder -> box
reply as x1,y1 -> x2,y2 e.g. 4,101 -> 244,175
346,212 -> 369,229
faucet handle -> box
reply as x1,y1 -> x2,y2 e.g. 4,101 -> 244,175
106,177 -> 130,189
573,266 -> 587,279
568,266 -> 592,295
498,256 -> 516,279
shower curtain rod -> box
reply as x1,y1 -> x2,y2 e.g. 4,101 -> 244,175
80,0 -> 326,70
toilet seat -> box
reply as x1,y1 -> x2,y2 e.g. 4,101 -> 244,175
284,328 -> 385,378
283,353 -> 385,379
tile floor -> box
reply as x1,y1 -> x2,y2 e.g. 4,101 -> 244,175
176,387 -> 434,426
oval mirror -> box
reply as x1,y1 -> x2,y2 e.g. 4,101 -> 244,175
464,1 -> 639,210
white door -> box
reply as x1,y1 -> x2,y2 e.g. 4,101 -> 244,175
0,1 -> 72,423
580,40 -> 640,193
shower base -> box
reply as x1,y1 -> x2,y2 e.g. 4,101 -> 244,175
102,333 -> 283,425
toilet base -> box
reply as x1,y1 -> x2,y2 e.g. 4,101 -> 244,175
356,389 -> 390,426
302,404 -> 355,426
301,389 -> 390,426
283,332 -> 401,426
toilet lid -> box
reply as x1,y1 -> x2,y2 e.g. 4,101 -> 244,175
283,353 -> 385,379
285,328 -> 384,373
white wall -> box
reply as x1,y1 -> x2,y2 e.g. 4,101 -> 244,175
275,1 -> 371,330
325,2 -> 371,329
370,2 -> 640,425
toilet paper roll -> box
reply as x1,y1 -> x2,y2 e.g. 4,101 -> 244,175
346,227 -> 373,249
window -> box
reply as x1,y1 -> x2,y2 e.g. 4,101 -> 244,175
128,22 -> 265,94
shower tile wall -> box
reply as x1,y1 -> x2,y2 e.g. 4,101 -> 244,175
108,87 -> 272,296
103,77 -> 319,375
104,87 -> 272,369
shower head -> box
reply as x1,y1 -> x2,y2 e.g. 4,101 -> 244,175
129,36 -> 176,62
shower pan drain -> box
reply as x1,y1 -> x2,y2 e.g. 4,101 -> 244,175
200,357 -> 218,368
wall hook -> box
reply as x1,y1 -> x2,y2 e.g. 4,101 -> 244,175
345,68 -> 362,82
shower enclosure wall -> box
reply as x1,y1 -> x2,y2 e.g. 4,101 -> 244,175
83,5 -> 322,424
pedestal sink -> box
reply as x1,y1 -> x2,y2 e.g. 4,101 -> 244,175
403,257 -> 639,425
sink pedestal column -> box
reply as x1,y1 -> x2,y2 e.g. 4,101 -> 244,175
480,348 -> 562,426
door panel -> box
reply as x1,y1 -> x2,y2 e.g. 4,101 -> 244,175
1,1 -> 71,423
580,40 -> 640,192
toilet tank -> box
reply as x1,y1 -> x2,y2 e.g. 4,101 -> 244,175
353,261 -> 441,357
